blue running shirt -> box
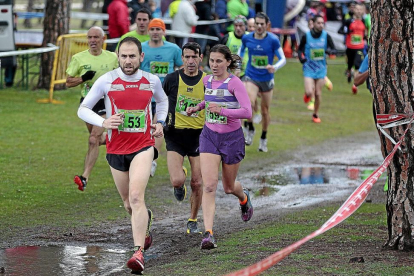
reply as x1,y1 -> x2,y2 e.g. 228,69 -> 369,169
240,32 -> 283,82
141,41 -> 183,84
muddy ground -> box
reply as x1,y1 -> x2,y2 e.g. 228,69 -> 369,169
3,130 -> 401,275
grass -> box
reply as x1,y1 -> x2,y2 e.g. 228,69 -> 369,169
0,59 -> 387,274
149,204 -> 411,276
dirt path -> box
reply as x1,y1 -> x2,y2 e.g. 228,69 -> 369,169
2,131 -> 388,274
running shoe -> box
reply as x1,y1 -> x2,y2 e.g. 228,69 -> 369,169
174,184 -> 187,201
150,161 -> 157,177
253,113 -> 262,124
258,138 -> 268,152
347,71 -> 352,83
303,93 -> 311,103
201,231 -> 217,249
242,126 -> 248,137
187,220 -> 202,234
352,85 -> 358,94
240,189 -> 253,222
74,175 -> 87,191
127,248 -> 145,274
312,114 -> 321,123
144,209 -> 153,250
245,130 -> 255,146
324,77 -> 333,91
307,99 -> 315,111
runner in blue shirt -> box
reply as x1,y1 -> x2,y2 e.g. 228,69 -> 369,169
240,12 -> 286,153
141,18 -> 183,177
298,15 -> 336,123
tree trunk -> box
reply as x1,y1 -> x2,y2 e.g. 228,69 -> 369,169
37,0 -> 70,89
23,0 -> 35,28
371,0 -> 414,250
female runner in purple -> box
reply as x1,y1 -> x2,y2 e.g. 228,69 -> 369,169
187,44 -> 253,249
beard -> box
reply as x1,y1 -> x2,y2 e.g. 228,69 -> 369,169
119,61 -> 140,75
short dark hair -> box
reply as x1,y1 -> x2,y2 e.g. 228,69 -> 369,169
118,36 -> 142,54
182,42 -> 202,56
312,15 -> 324,23
255,12 -> 270,25
136,8 -> 152,20
209,44 -> 241,70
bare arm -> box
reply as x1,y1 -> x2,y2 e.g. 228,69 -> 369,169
66,75 -> 83,88
353,70 -> 369,87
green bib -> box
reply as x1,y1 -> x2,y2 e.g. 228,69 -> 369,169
251,55 -> 268,69
150,61 -> 169,77
175,94 -> 202,117
118,109 -> 146,133
351,34 -> 362,45
205,102 -> 227,124
310,48 -> 325,61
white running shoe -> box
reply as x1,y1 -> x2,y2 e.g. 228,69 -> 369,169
253,113 -> 262,124
245,130 -> 255,146
258,138 -> 268,152
242,126 -> 248,137
150,161 -> 157,177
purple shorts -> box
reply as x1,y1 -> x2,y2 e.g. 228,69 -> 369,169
199,126 -> 245,165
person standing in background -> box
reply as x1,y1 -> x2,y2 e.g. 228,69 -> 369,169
171,0 -> 199,47
107,0 -> 130,50
227,0 -> 249,32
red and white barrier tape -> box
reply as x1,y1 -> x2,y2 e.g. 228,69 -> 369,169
225,115 -> 413,276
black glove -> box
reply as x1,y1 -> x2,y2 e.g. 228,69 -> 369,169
299,55 -> 307,64
81,70 -> 96,82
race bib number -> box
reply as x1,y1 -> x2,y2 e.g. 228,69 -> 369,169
118,109 -> 146,132
350,34 -> 362,45
150,61 -> 169,77
251,55 -> 268,69
175,94 -> 202,117
205,102 -> 227,124
310,48 -> 325,61
81,83 -> 90,98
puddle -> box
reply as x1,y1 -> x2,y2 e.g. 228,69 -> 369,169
252,166 -> 385,188
0,245 -> 156,275
240,164 -> 386,208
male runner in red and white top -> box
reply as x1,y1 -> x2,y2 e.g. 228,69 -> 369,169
77,36 -> 168,274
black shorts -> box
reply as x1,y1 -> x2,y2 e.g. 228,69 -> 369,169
164,128 -> 202,157
151,101 -> 156,117
345,48 -> 364,70
106,146 -> 158,172
80,97 -> 106,116
244,76 -> 274,92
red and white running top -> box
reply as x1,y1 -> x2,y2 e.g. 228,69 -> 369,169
78,68 -> 168,155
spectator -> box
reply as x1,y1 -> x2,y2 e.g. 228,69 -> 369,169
171,0 -> 198,47
195,0 -> 212,55
215,0 -> 229,34
107,0 -> 130,39
129,0 -> 150,25
227,0 -> 249,32
161,0 -> 174,17
117,8 -> 153,51
102,0 -> 113,29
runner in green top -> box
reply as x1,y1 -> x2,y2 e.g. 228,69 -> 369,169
66,26 -> 118,191
116,8 -> 152,51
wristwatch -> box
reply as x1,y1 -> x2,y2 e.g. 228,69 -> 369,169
156,120 -> 166,127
